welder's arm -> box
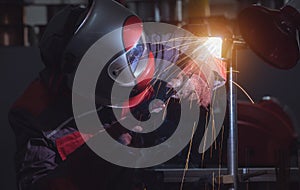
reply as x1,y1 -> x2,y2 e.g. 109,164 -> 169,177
146,32 -> 226,108
147,38 -> 212,108
8,110 -> 77,190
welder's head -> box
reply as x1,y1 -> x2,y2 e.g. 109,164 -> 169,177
39,0 -> 154,108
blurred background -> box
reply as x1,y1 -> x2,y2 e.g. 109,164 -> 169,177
1,0 -> 299,189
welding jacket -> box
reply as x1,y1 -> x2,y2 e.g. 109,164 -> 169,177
9,32 -> 226,190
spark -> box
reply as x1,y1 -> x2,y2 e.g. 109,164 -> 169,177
180,122 -> 197,190
210,90 -> 217,151
201,111 -> 210,167
155,81 -> 162,98
218,125 -> 225,190
151,36 -> 200,44
162,97 -> 171,121
149,37 -> 201,56
151,36 -> 222,72
231,80 -> 255,104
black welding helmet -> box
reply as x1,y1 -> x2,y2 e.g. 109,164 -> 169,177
40,0 -> 154,108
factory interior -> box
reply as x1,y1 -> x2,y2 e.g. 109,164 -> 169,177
1,0 -> 300,190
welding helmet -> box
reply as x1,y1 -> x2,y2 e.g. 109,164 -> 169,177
40,0 -> 154,108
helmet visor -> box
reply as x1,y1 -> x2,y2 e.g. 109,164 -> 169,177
108,35 -> 148,86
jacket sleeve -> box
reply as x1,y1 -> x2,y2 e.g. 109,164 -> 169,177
8,109 -> 75,190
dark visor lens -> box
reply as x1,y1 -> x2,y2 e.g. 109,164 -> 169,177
126,43 -> 145,72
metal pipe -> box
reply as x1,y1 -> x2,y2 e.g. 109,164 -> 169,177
227,41 -> 239,190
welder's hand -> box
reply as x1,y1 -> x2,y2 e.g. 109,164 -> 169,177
167,72 -> 211,108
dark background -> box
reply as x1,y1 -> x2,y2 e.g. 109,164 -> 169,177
1,47 -> 43,190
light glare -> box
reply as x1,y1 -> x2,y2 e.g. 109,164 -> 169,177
203,37 -> 223,58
